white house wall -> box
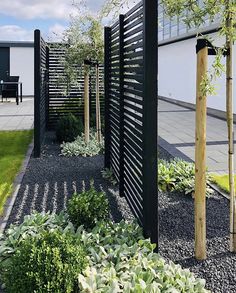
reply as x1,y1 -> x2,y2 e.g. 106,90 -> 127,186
10,47 -> 34,96
158,33 -> 236,114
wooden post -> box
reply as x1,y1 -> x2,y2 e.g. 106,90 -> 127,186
96,64 -> 102,143
84,65 -> 90,143
226,9 -> 236,252
195,39 -> 208,260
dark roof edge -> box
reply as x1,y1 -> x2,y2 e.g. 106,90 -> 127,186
0,41 -> 34,48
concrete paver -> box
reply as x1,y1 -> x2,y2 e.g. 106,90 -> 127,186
0,98 -> 34,131
158,99 -> 236,174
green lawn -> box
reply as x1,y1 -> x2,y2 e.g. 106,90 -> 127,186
212,174 -> 236,194
0,130 -> 33,214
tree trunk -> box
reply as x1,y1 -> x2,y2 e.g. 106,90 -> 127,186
226,5 -> 236,252
84,65 -> 90,143
96,64 -> 102,143
195,43 -> 208,260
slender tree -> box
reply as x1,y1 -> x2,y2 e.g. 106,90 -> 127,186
160,0 -> 236,252
63,6 -> 104,142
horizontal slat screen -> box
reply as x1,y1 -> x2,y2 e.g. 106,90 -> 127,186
48,44 -> 104,129
104,0 -> 158,245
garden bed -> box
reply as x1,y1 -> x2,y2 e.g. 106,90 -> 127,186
4,132 -> 236,293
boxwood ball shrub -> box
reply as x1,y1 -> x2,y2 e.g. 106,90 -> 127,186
55,113 -> 83,143
67,184 -> 109,230
1,229 -> 87,293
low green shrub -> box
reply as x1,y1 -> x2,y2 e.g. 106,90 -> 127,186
0,212 -> 68,267
61,131 -> 104,157
0,213 -> 209,293
1,230 -> 87,293
55,113 -> 83,143
158,159 -> 213,197
67,184 -> 109,230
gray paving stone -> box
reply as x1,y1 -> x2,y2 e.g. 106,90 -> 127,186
158,99 -> 236,174
0,98 -> 34,131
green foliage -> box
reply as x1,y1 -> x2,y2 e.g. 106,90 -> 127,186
0,212 -> 68,269
61,5 -> 104,88
61,130 -> 104,157
158,159 -> 213,197
77,221 -> 210,293
55,113 -> 83,143
101,168 -> 118,185
1,229 -> 87,293
0,213 -> 209,293
101,0 -> 132,18
0,130 -> 33,214
67,183 -> 109,230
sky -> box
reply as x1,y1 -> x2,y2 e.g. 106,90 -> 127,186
0,0 -> 106,42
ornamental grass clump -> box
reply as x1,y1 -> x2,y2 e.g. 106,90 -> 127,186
61,131 -> 104,157
158,159 -> 213,197
67,183 -> 109,230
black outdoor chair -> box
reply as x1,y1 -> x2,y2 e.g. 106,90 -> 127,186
1,76 -> 19,103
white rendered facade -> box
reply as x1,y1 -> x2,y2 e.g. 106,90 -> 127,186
10,46 -> 34,96
158,2 -> 236,114
0,41 -> 34,96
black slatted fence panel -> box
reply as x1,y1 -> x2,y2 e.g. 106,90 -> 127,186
34,30 -> 49,157
48,44 -> 104,129
106,20 -> 121,182
104,0 -> 158,246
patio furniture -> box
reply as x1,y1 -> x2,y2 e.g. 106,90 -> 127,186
1,76 -> 22,105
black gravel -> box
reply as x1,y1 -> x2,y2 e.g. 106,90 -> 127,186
4,132 -> 236,292
6,131 -> 133,228
158,146 -> 236,293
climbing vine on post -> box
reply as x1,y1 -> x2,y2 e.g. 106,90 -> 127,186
161,0 -> 236,255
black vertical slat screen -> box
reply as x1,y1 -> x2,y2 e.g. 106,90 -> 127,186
104,0 -> 158,246
34,30 -> 49,158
